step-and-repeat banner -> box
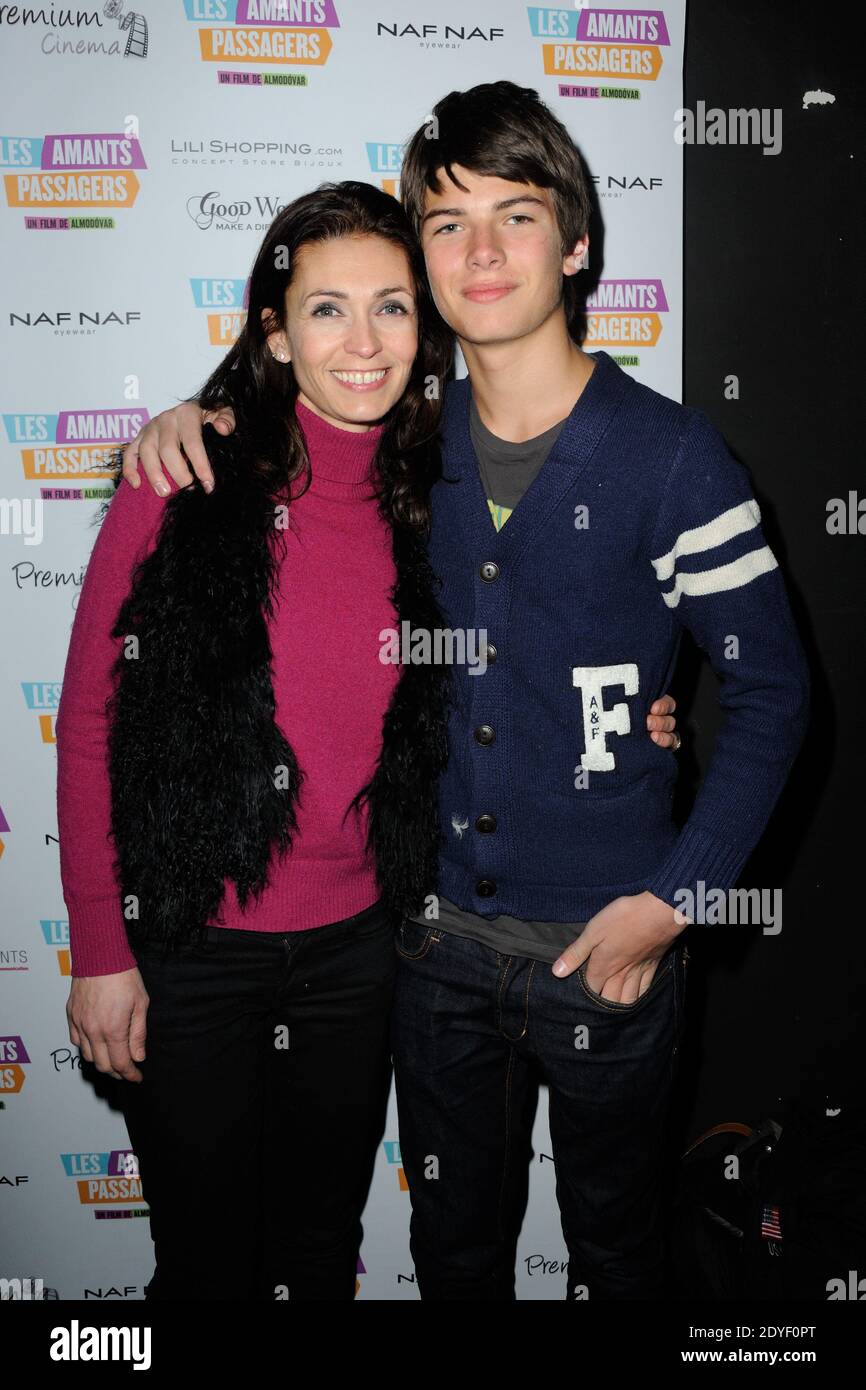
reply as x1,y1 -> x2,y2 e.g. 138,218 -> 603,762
0,1 -> 685,1300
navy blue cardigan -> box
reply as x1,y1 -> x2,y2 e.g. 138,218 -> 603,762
425,350 -> 811,924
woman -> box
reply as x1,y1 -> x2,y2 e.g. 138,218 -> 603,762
57,180 -> 679,1301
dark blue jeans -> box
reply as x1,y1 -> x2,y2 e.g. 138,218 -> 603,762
125,898 -> 396,1301
390,919 -> 688,1300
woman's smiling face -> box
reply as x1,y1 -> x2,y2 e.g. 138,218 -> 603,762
262,233 -> 419,433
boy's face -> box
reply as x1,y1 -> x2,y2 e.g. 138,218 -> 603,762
418,163 -> 584,349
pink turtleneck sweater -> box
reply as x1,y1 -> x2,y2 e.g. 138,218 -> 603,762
56,399 -> 400,977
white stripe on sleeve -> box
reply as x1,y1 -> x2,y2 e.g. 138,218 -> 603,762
660,545 -> 779,609
652,498 -> 762,582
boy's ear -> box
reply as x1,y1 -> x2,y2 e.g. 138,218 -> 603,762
564,242 -> 589,275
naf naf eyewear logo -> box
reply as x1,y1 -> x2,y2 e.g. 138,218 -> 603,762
0,1 -> 149,59
0,1036 -> 31,1102
0,131 -> 147,230
376,17 -> 505,49
182,0 -> 338,86
3,407 -> 148,498
8,306 -> 141,335
191,276 -> 248,345
62,1150 -> 148,1217
527,5 -> 671,99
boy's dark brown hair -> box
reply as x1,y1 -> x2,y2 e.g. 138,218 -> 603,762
399,80 -> 592,344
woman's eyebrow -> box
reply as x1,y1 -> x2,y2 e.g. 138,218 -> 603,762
303,286 -> 414,301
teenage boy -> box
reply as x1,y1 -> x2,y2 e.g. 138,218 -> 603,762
121,82 -> 810,1300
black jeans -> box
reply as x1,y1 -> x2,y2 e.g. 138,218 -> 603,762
390,919 -> 688,1300
124,898 -> 397,1301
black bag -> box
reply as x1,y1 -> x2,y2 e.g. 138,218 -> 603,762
669,1097 -> 866,1299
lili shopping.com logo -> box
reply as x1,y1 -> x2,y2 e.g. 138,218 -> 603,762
0,131 -> 147,230
182,0 -> 338,86
4,407 -> 150,500
527,4 -> 671,101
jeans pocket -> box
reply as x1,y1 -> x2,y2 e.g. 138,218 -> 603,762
394,917 -> 442,961
576,945 -> 676,1013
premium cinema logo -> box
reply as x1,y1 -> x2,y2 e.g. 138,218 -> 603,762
1,132 -> 147,229
183,0 -> 337,86
0,1 -> 150,60
4,407 -> 149,498
585,278 -> 669,354
61,1150 -> 148,1218
528,5 -> 670,99
191,277 -> 248,345
0,1037 -> 31,1103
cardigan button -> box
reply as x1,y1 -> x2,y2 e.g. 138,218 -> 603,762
484,643 -> 498,664
479,561 -> 500,582
476,879 -> 497,897
475,814 -> 497,833
474,725 -> 495,745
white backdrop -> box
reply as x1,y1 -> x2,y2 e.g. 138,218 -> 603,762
0,0 -> 684,1300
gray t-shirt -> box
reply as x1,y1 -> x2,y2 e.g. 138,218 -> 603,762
409,387 -> 587,965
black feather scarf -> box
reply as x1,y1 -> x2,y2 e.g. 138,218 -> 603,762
105,426 -> 451,956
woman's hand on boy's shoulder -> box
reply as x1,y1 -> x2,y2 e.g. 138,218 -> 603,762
122,401 -> 237,497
